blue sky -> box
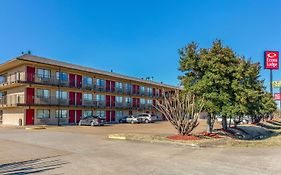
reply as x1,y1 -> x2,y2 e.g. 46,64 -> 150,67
0,0 -> 281,92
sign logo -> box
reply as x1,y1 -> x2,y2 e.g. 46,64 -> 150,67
274,93 -> 281,100
265,51 -> 279,69
272,81 -> 281,88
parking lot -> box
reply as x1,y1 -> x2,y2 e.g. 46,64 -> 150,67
1,121 -> 281,175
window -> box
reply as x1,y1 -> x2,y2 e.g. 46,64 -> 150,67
116,111 -> 123,118
125,97 -> 132,103
0,75 -> 6,84
56,91 -> 68,99
83,93 -> 93,101
56,72 -> 68,81
96,78 -> 105,86
147,99 -> 152,105
116,96 -> 123,103
37,109 -> 50,119
125,83 -> 132,91
83,110 -> 93,118
140,86 -> 145,93
96,94 -> 105,102
96,110 -> 105,118
83,76 -> 92,85
56,110 -> 67,118
147,87 -> 152,95
140,98 -> 146,104
115,82 -> 122,89
37,69 -> 51,78
36,89 -> 50,98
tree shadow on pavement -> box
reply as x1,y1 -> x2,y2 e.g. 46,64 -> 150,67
217,125 -> 277,140
256,122 -> 281,130
266,120 -> 281,127
0,155 -> 69,175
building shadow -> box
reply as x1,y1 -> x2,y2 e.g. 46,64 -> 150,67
0,155 -> 69,175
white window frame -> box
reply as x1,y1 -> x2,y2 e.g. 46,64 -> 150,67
37,109 -> 50,119
83,93 -> 93,101
56,91 -> 68,100
36,89 -> 50,98
37,69 -> 51,79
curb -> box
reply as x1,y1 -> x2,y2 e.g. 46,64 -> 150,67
108,134 -> 200,147
25,127 -> 46,130
108,134 -> 127,140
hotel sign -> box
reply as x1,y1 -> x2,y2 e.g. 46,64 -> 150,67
274,93 -> 281,100
265,51 -> 279,69
272,81 -> 281,88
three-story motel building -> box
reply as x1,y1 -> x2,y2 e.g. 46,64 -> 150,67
0,54 -> 177,126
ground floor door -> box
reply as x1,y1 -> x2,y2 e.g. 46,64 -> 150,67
106,110 -> 115,122
106,110 -> 110,122
111,110 -> 115,122
76,110 -> 82,123
69,110 -> 75,123
26,109 -> 34,125
0,110 -> 2,124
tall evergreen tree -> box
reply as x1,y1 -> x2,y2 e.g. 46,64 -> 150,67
179,40 -> 276,132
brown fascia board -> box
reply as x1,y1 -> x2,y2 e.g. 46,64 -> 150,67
15,54 -> 180,90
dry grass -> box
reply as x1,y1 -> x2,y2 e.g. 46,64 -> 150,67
108,118 -> 281,148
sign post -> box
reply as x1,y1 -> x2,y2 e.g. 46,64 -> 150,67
274,92 -> 281,117
264,51 -> 279,94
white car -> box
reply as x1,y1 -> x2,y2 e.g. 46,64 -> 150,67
137,113 -> 156,123
119,115 -> 140,124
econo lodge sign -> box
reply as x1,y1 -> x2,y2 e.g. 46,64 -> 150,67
265,51 -> 279,69
274,93 -> 281,100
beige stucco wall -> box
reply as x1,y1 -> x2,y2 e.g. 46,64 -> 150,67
2,108 -> 25,126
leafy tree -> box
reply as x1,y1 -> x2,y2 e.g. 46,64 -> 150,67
178,40 -> 276,132
179,40 -> 239,131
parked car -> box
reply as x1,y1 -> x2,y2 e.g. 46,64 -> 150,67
119,115 -> 140,124
137,113 -> 156,123
78,116 -> 105,126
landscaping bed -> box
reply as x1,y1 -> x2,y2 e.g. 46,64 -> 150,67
108,121 -> 281,148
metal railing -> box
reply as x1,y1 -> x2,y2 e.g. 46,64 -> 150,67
0,72 -> 166,99
0,94 -> 25,107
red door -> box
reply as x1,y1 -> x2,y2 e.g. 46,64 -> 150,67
106,110 -> 111,122
136,85 -> 140,94
69,74 -> 76,87
111,96 -> 115,107
111,81 -> 115,92
69,110 -> 75,123
153,99 -> 156,106
26,66 -> 35,82
132,98 -> 136,107
111,110 -> 116,122
26,109 -> 34,125
137,98 -> 140,107
76,110 -> 82,123
26,88 -> 35,104
106,95 -> 111,107
76,75 -> 82,88
132,85 -> 136,94
76,92 -> 82,105
106,80 -> 111,92
153,88 -> 156,96
69,92 -> 75,105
